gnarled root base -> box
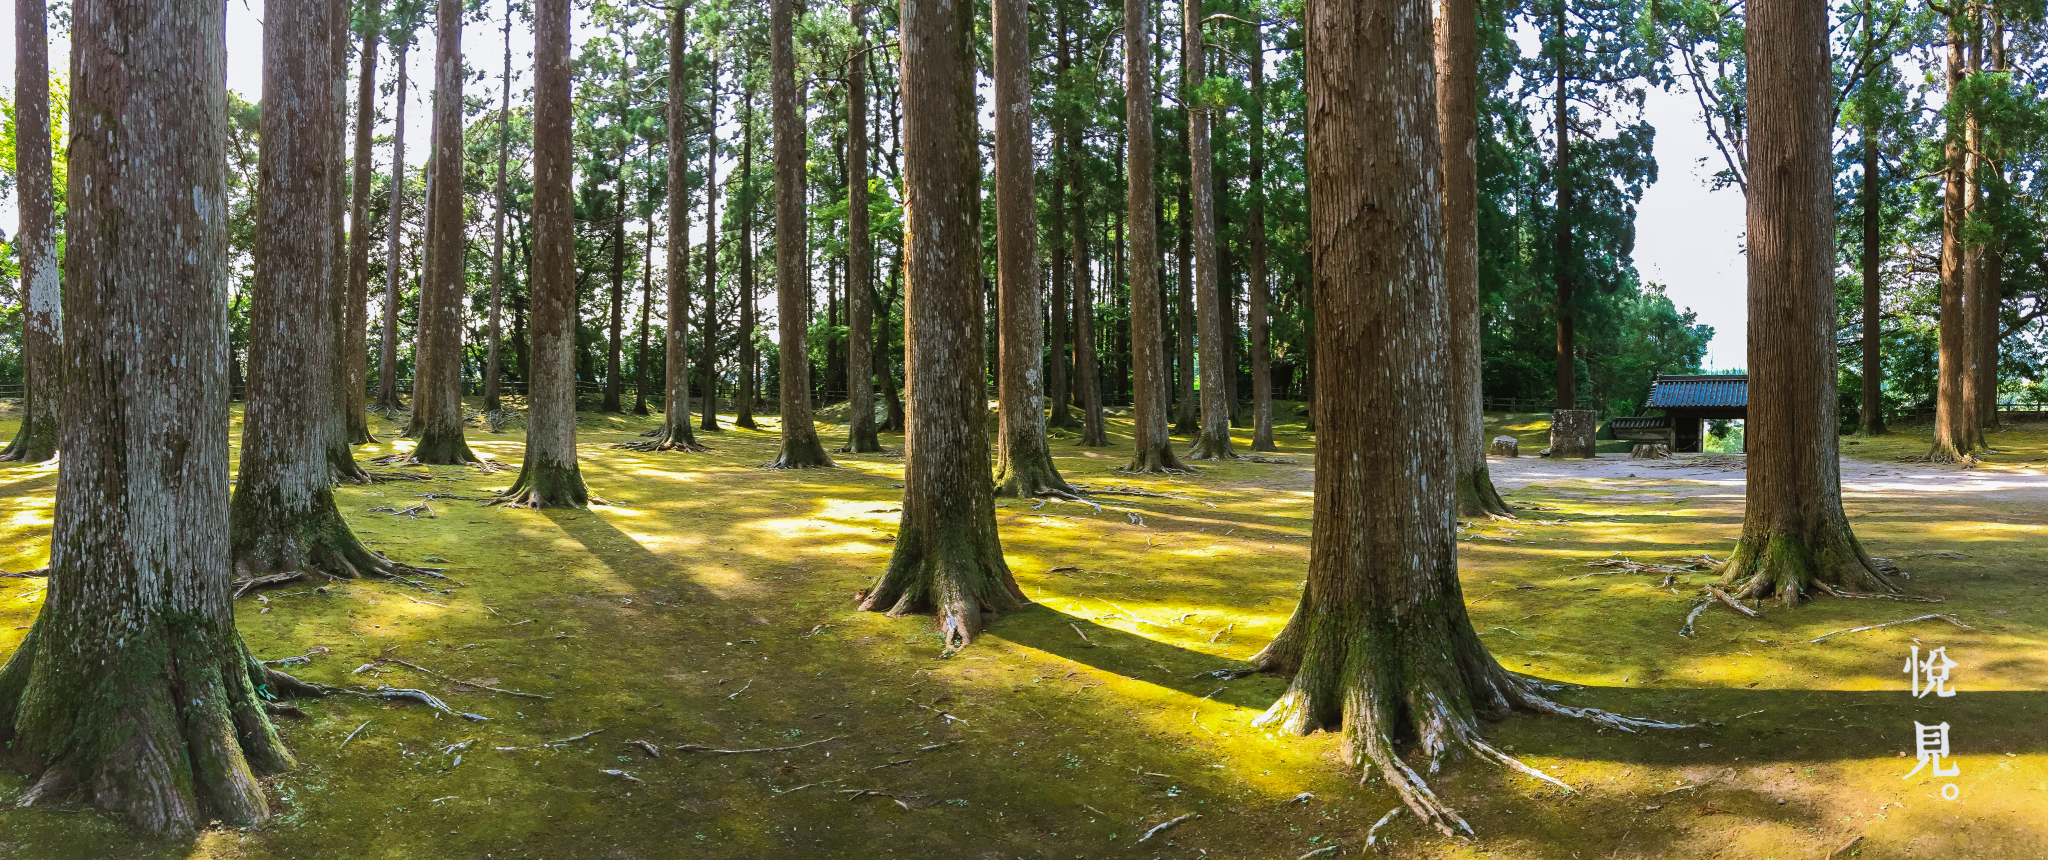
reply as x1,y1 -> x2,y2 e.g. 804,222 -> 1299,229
1922,443 -> 1980,467
838,431 -> 885,455
614,425 -> 709,453
1186,433 -> 1239,461
995,455 -> 1080,500
1455,464 -> 1514,519
328,446 -> 374,485
763,439 -> 836,470
489,461 -> 592,510
1717,527 -> 1900,606
406,430 -> 482,466
231,495 -> 441,597
858,524 -> 1028,651
1122,442 -> 1192,475
0,418 -> 58,464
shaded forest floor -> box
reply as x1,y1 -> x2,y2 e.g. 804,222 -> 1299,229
0,401 -> 2045,859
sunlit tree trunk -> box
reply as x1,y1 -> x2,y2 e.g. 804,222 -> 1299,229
375,42 -> 409,415
605,180 -> 628,414
484,4 -> 513,421
1551,3 -> 1575,412
1856,2 -> 1885,437
1122,0 -> 1184,472
628,1 -> 707,453
859,0 -> 1023,647
1719,0 -> 1896,600
1,0 -> 59,463
1438,0 -> 1509,514
765,0 -> 833,468
1930,15 -> 1977,462
494,0 -> 591,507
410,0 -> 480,464
1185,0 -> 1234,460
736,80 -> 761,430
700,45 -> 723,433
342,18 -> 381,446
323,2 -> 370,482
1174,172 -> 1198,434
1246,20 -> 1275,452
1073,182 -> 1108,447
842,3 -> 883,453
635,223 -> 654,416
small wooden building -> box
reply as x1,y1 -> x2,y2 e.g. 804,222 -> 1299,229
1608,374 -> 1748,453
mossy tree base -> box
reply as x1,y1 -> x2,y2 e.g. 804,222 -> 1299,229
994,451 -> 1080,499
491,458 -> 592,510
764,436 -> 835,469
1078,423 -> 1109,447
231,485 -> 429,588
1187,431 -> 1238,461
616,421 -> 708,453
1455,463 -> 1513,519
407,427 -> 481,466
858,515 -> 1027,650
0,414 -> 59,463
1717,525 -> 1900,605
838,428 -> 885,455
1121,443 -> 1193,474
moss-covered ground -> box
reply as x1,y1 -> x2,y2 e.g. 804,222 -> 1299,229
0,401 -> 2044,859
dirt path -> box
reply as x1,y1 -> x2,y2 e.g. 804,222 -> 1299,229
1490,451 -> 2048,503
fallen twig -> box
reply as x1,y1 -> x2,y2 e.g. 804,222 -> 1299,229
727,679 -> 753,699
601,769 -> 643,784
1809,614 -> 1972,644
376,656 -> 553,699
1137,812 -> 1197,843
337,720 -> 372,752
1678,599 -> 1710,638
1366,806 -> 1404,848
1298,844 -> 1341,859
261,646 -> 329,667
1827,835 -> 1865,860
366,686 -> 488,721
629,740 -> 662,758
549,729 -> 603,746
674,736 -> 839,755
1070,623 -> 1093,646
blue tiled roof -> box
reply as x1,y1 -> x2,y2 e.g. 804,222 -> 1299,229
1646,375 -> 1747,409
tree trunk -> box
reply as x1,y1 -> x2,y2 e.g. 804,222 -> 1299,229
0,0 -> 59,463
766,0 -> 833,468
234,0 -> 408,584
881,268 -> 906,431
1122,0 -> 1185,472
1174,172 -> 1198,434
1438,0 -> 1510,514
1977,12 -> 2004,431
699,44 -> 723,433
635,222 -> 653,416
494,0 -> 591,507
1930,15 -> 1977,462
605,179 -> 628,414
410,0 -> 480,464
1552,1 -> 1575,412
375,42 -> 409,415
1856,12 -> 1884,437
1720,0 -> 1897,601
1957,11 -> 1986,444
736,80 -> 761,430
1247,21 -> 1275,452
859,0 -> 1023,648
841,4 -> 882,454
1073,183 -> 1108,447
1185,0 -> 1235,460
323,3 -> 369,482
484,7 -> 513,421
1249,0 -> 1681,835
991,0 -> 1072,493
341,20 -> 381,446
0,0 -> 312,831
1047,18 -> 1075,432
627,2 -> 707,453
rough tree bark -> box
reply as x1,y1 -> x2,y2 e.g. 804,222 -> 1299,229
484,3 -> 513,423
342,18 -> 381,446
1247,0 -> 1683,835
736,80 -> 761,430
765,0 -> 834,468
1247,19 -> 1275,453
1122,0 -> 1187,473
1047,16 -> 1075,432
1174,172 -> 1198,435
1438,0 -> 1510,515
993,0 -> 1076,495
1719,0 -> 1898,601
841,4 -> 883,454
1072,182 -> 1108,447
1930,15 -> 1978,462
634,223 -> 654,417
605,179 -> 629,414
409,0 -> 481,465
1857,24 -> 1884,438
234,0 -> 413,585
699,44 -> 723,433
494,0 -> 592,508
323,2 -> 371,483
859,0 -> 1024,649
0,0 -> 323,831
625,1 -> 708,453
375,41 -> 409,416
1975,10 -> 2004,432
0,0 -> 59,463
1185,0 -> 1235,460
1551,0 -> 1575,412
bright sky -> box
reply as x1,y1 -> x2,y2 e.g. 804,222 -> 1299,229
0,2 -> 1751,369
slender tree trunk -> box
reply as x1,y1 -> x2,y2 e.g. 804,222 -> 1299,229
1249,0 -> 1681,836
700,45 -> 723,432
1977,12 -> 2004,431
1174,173 -> 1198,434
605,181 -> 628,414
1551,8 -> 1575,412
859,0 -> 1022,648
1720,0 -> 1897,600
234,0 -> 408,585
323,3 -> 369,482
634,223 -> 653,416
375,42 -> 409,415
484,4 -> 513,422
1073,183 -> 1108,447
1123,0 -> 1184,472
494,0 -> 590,507
341,20 -> 381,446
766,0 -> 833,468
1046,18 -> 1076,431
0,0 -> 319,830
1,0 -> 59,463
1247,22 -> 1276,452
736,82 -> 761,430
881,268 -> 906,431
1185,0 -> 1235,460
1857,6 -> 1885,437
627,2 -> 707,452
1957,9 -> 1986,444
1931,15 -> 1977,461
410,0 -> 480,464
841,4 -> 882,453
1438,0 -> 1509,514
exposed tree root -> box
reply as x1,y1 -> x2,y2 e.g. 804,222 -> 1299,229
1187,433 -> 1239,461
1717,526 -> 1900,606
763,438 -> 837,469
857,515 -> 1026,651
489,460 -> 592,510
231,490 -> 441,599
1123,441 -> 1193,474
995,452 -> 1080,500
614,426 -> 710,453
0,419 -> 58,463
1454,464 -> 1514,519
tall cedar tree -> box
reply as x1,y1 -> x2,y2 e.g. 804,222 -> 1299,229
735,78 -> 761,429
0,0 -> 58,463
1929,10 -> 1977,462
343,14 -> 381,444
700,44 -> 724,433
626,1 -> 709,452
376,41 -> 409,415
1073,179 -> 1109,445
842,3 -> 884,452
1174,161 -> 1198,434
484,2 -> 514,422
323,0 -> 370,482
1122,0 -> 1187,472
1717,0 -> 1899,600
495,0 -> 594,507
1855,0 -> 1885,437
635,222 -> 654,416
1185,0 -> 1235,459
993,0 -> 1078,493
1047,13 -> 1076,431
1246,19 -> 1276,453
232,0 -> 415,585
765,0 -> 834,468
0,0 -> 325,830
410,0 -> 481,464
1248,0 -> 1683,835
858,0 -> 1024,648
1439,0 -> 1511,515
